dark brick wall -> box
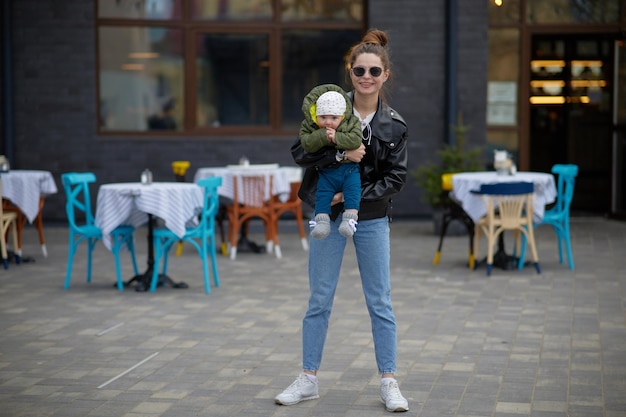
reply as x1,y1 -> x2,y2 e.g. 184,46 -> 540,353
8,0 -> 487,222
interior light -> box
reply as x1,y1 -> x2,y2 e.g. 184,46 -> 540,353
529,96 -> 566,104
530,80 -> 566,88
570,80 -> 607,88
494,0 -> 503,6
531,60 -> 566,68
128,52 -> 160,59
121,63 -> 145,71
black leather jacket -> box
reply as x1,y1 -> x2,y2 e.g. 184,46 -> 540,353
291,92 -> 408,221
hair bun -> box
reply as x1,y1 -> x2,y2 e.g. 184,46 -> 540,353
362,28 -> 388,48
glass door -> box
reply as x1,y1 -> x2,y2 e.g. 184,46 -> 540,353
529,35 -> 614,213
612,39 -> 626,217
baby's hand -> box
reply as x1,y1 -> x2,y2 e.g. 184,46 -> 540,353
326,127 -> 336,144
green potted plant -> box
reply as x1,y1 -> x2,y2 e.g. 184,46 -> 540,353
411,113 -> 484,232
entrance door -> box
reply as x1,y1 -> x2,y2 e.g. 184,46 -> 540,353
529,35 -> 614,214
612,40 -> 626,218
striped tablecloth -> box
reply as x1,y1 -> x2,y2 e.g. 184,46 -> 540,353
451,171 -> 557,223
193,165 -> 301,204
95,182 -> 204,250
1,170 -> 58,222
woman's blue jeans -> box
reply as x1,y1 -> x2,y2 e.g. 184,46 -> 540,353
302,216 -> 397,374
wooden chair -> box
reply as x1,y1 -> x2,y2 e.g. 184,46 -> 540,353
3,198 -> 46,258
472,182 -> 540,276
272,180 -> 308,257
0,179 -> 20,269
226,173 -> 278,260
433,173 -> 474,268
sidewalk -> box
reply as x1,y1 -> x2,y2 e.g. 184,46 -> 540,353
1,217 -> 625,417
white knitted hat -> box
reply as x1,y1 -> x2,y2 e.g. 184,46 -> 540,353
316,91 -> 346,117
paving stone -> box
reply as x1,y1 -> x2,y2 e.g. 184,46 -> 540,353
0,218 -> 624,416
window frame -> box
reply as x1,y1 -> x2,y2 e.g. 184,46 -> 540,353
95,1 -> 365,137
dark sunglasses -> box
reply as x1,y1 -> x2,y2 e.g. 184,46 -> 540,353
351,66 -> 383,77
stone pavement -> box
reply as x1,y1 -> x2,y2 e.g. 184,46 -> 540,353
1,217 -> 625,417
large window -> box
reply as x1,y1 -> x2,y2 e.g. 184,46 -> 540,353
97,0 -> 364,135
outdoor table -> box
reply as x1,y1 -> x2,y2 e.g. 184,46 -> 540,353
95,182 -> 204,291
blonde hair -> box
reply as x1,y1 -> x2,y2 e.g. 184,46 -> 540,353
345,28 -> 392,101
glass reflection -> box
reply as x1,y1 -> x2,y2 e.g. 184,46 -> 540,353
527,0 -> 620,24
281,0 -> 362,21
98,26 -> 184,131
281,29 -> 361,129
191,0 -> 272,20
195,33 -> 269,127
98,0 -> 182,19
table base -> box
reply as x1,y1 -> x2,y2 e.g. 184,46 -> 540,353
123,269 -> 188,292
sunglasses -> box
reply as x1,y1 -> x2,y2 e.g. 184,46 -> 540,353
351,66 -> 383,77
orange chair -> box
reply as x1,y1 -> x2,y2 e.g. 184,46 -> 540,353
226,173 -> 279,260
272,180 -> 308,256
3,198 -> 47,258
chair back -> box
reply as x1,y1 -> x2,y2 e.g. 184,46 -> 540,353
196,176 -> 222,234
61,172 -> 97,229
233,173 -> 273,209
472,182 -> 534,229
550,164 -> 578,217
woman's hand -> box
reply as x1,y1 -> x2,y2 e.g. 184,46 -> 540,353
345,143 -> 365,163
331,192 -> 344,206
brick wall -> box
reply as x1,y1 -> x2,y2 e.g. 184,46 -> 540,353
9,0 -> 487,221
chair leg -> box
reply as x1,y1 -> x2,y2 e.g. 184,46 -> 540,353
64,241 -> 77,290
9,221 -> 20,264
433,214 -> 451,265
35,212 -> 47,257
150,237 -> 164,292
210,236 -> 220,287
564,225 -> 574,270
200,239 -> 211,294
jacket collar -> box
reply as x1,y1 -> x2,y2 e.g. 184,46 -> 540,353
347,91 -> 393,143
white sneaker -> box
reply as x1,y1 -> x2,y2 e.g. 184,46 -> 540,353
275,373 -> 319,405
380,379 -> 409,412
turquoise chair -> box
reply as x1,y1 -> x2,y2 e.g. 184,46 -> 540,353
518,164 -> 578,270
62,172 -> 138,290
150,176 -> 222,294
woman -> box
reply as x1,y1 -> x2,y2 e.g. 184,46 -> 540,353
275,28 -> 409,413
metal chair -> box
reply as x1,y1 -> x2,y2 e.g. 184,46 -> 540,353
433,173 -> 475,268
472,182 -> 540,276
518,164 -> 578,270
61,172 -> 138,290
150,176 -> 222,294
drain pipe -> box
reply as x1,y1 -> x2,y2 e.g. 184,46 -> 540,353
2,0 -> 14,162
445,0 -> 458,146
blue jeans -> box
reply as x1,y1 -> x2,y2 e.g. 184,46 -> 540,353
302,216 -> 397,374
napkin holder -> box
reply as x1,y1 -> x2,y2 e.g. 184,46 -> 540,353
0,155 -> 10,172
493,150 -> 515,175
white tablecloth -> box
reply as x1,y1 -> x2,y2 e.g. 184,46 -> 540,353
193,165 -> 301,204
95,182 -> 204,250
1,170 -> 58,222
451,171 -> 557,223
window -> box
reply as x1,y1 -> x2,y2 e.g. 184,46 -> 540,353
96,0 -> 364,134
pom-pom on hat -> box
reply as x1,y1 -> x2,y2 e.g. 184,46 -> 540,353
316,91 -> 347,117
